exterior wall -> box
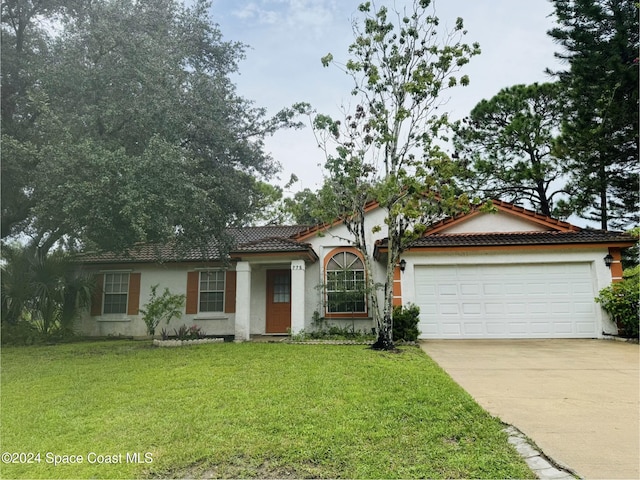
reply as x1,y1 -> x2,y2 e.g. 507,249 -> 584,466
78,206 -> 624,339
400,247 -> 617,336
303,207 -> 389,333
77,263 -> 236,338
444,211 -> 550,233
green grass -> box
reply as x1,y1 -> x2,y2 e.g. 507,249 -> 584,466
1,341 -> 533,479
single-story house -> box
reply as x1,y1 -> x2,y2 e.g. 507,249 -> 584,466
77,200 -> 634,340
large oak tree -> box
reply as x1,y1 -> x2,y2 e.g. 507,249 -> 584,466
1,0 -> 301,255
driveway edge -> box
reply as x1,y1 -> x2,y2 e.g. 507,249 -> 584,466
504,425 -> 579,480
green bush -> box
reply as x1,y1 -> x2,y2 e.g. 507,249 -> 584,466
139,285 -> 185,336
1,320 -> 40,345
392,304 -> 420,342
596,266 -> 639,338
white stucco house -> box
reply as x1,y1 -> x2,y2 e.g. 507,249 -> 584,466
77,200 -> 634,340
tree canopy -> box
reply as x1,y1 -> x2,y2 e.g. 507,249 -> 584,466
311,0 -> 480,349
548,0 -> 639,229
453,82 -> 567,218
1,0 -> 301,254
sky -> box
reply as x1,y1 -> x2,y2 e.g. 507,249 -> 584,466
208,0 -> 564,193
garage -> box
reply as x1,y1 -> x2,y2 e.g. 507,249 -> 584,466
415,262 -> 598,339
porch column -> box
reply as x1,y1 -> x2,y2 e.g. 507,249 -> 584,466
290,260 -> 306,334
234,261 -> 251,342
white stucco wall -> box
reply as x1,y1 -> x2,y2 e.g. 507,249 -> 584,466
443,211 -> 551,233
302,207 -> 389,333
77,263 -> 236,338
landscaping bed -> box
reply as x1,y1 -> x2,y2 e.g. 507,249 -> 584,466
152,338 -> 224,347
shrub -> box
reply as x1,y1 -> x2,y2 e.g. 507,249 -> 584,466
1,244 -> 93,343
173,324 -> 203,340
393,304 -> 420,342
1,320 -> 40,345
139,285 -> 186,336
596,266 -> 639,338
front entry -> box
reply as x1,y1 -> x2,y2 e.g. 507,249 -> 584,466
266,269 -> 292,333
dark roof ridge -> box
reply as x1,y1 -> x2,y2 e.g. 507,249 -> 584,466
431,230 -> 597,237
231,235 -> 308,249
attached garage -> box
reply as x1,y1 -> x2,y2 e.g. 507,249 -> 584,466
384,200 -> 636,340
414,262 -> 598,339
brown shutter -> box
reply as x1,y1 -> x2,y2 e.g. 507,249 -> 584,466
90,274 -> 104,316
224,271 -> 237,313
186,271 -> 199,314
127,273 -> 141,315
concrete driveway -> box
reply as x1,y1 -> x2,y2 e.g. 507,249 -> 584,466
421,339 -> 639,480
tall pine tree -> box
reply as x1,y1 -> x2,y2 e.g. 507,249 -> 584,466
548,0 -> 639,230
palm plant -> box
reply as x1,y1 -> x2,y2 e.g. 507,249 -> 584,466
1,244 -> 94,339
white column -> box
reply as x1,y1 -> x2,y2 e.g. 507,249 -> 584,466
290,260 -> 306,334
234,261 -> 251,342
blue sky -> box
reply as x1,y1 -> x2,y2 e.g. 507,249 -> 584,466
208,0 -> 563,193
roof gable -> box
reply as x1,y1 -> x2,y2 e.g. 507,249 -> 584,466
292,201 -> 381,241
425,200 -> 580,235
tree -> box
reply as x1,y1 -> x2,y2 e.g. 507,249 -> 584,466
1,244 -> 94,338
453,83 -> 567,217
1,0 -> 302,254
282,188 -> 329,225
548,0 -> 639,229
1,0 -> 71,237
310,0 -> 480,349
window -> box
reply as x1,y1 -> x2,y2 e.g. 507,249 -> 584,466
103,273 -> 129,314
272,273 -> 290,303
326,250 -> 366,314
199,271 -> 225,312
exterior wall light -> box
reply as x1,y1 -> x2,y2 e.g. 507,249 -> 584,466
604,254 -> 614,268
399,259 -> 407,272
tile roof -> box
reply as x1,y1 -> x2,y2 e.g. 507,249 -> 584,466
77,243 -> 222,264
78,225 -> 315,264
230,236 -> 313,253
227,226 -> 312,244
405,230 -> 635,248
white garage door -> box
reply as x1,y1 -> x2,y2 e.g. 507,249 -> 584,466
415,263 -> 598,339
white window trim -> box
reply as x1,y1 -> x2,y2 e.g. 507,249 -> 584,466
102,272 -> 130,316
198,270 -> 226,313
325,251 -> 368,315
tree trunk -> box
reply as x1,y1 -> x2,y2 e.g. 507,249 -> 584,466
371,311 -> 395,350
372,211 -> 396,351
537,180 -> 551,217
599,157 -> 608,230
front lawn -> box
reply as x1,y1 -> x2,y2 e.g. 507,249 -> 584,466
1,341 -> 533,479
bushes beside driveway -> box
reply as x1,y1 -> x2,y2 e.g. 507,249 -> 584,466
596,266 -> 639,338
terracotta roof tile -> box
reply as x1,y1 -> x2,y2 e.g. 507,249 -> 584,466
231,237 -> 313,253
407,230 -> 635,248
78,225 -> 315,264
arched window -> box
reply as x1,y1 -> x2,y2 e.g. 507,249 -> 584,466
325,250 -> 367,315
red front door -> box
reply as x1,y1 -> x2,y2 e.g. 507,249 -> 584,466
265,270 -> 292,333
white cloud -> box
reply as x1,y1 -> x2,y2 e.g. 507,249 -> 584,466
231,2 -> 280,24
218,0 -> 565,196
231,0 -> 339,36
